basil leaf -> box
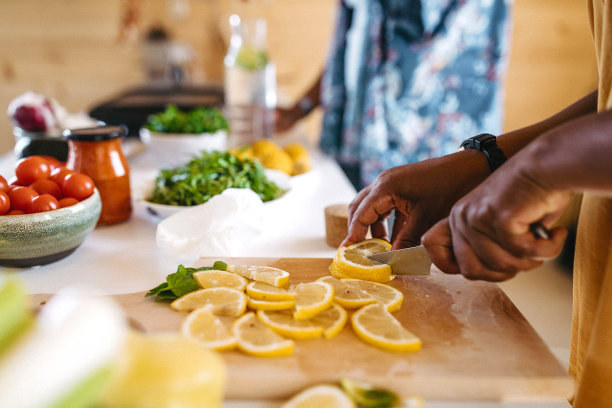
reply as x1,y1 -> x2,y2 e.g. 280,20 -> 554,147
146,264 -> 217,301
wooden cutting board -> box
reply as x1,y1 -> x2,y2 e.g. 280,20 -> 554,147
31,257 -> 573,402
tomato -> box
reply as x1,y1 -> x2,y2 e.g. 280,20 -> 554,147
40,156 -> 64,172
0,175 -> 9,193
30,179 -> 62,199
7,209 -> 25,215
28,194 -> 59,213
8,186 -> 38,212
58,197 -> 79,208
15,156 -> 51,185
0,190 -> 10,215
50,167 -> 75,188
62,173 -> 95,201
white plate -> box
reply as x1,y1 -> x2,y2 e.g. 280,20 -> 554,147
134,169 -> 291,218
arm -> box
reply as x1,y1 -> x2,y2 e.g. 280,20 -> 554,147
342,91 -> 598,249
423,102 -> 612,282
275,74 -> 323,133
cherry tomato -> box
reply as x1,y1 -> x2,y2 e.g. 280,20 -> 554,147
30,179 -> 62,199
58,197 -> 79,208
0,175 -> 9,193
50,167 -> 75,188
15,156 -> 51,185
0,191 -> 10,215
8,186 -> 38,212
7,209 -> 25,215
28,194 -> 59,213
40,156 -> 64,172
62,173 -> 95,201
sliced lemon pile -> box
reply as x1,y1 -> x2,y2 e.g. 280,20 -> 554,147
310,303 -> 348,339
193,270 -> 248,291
257,309 -> 324,340
247,297 -> 295,311
351,303 -> 421,353
170,287 -> 247,317
227,265 -> 290,288
281,384 -> 356,408
232,312 -> 294,358
293,281 -> 335,321
316,276 -> 376,309
246,281 -> 295,301
329,238 -> 394,283
181,306 -> 237,351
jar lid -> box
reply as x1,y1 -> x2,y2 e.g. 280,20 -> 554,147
63,125 -> 126,141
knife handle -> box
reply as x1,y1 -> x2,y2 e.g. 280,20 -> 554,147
530,222 -> 552,239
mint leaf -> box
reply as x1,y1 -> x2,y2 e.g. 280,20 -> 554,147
146,264 -> 216,301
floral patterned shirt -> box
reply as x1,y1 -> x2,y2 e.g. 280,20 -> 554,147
320,0 -> 513,188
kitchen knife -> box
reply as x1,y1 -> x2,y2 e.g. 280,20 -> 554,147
366,245 -> 431,276
366,222 -> 552,276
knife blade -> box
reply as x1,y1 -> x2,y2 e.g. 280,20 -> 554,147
366,245 -> 432,276
366,222 -> 552,276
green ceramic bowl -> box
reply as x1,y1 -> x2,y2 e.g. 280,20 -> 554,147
0,189 -> 101,267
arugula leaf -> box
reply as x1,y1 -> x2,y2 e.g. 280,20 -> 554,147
145,105 -> 229,134
146,262 -> 228,302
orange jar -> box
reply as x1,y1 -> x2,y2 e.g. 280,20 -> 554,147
64,126 -> 132,225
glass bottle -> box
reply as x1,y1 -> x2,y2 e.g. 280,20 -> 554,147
64,126 -> 132,225
224,14 -> 276,146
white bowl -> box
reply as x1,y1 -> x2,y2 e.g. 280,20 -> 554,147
139,128 -> 228,168
134,169 -> 291,218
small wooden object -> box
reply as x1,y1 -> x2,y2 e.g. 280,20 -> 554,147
324,203 -> 349,248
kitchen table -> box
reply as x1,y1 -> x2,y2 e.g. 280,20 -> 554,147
0,143 -> 571,407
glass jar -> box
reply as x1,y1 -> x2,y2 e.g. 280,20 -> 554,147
224,13 -> 276,146
64,126 -> 132,225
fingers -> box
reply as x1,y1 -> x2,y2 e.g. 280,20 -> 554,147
421,219 -> 461,275
342,185 -> 394,246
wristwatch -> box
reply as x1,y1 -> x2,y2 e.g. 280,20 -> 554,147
459,133 -> 507,172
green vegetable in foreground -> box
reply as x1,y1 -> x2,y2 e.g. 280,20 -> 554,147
148,150 -> 283,206
340,378 -> 399,408
146,261 -> 228,301
145,105 -> 229,134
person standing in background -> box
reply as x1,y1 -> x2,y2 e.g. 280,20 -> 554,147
277,0 -> 512,189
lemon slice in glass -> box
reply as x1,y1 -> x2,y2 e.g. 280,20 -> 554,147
193,270 -> 248,291
310,303 -> 348,339
170,287 -> 247,316
281,384 -> 356,408
351,303 -> 421,353
315,276 -> 376,309
181,306 -> 237,351
227,265 -> 290,288
293,281 -> 334,321
232,312 -> 294,358
247,297 -> 295,311
330,239 -> 394,283
246,281 -> 295,301
256,309 -> 324,340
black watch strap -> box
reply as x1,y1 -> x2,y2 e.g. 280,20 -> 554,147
460,133 -> 507,172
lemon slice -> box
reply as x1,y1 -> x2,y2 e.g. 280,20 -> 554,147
351,304 -> 421,353
281,384 -> 356,408
257,310 -> 324,340
339,279 -> 403,313
331,239 -> 394,283
246,281 -> 295,301
310,303 -> 348,339
232,312 -> 294,357
193,270 -> 248,291
170,288 -> 247,317
227,265 -> 290,288
247,297 -> 295,311
316,276 -> 376,309
293,281 -> 335,321
181,306 -> 237,351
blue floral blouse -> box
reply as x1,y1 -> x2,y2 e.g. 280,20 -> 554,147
320,0 -> 513,188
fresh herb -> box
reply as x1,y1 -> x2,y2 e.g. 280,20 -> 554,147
146,261 -> 228,301
340,378 -> 399,408
145,105 -> 230,134
147,150 -> 283,206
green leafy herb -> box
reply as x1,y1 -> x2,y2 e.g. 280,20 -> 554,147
146,262 -> 228,302
147,150 -> 283,206
340,378 -> 399,408
145,105 -> 230,134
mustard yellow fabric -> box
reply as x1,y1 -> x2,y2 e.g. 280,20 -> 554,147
569,2 -> 612,406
